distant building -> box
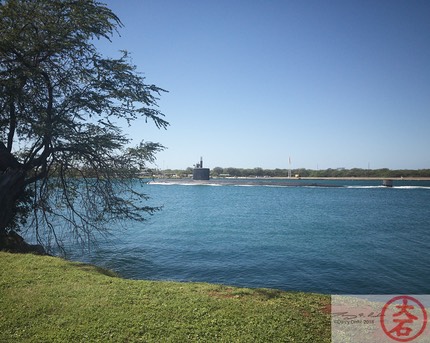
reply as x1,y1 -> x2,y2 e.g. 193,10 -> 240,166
193,157 -> 210,180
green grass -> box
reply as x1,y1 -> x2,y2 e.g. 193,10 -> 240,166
0,252 -> 330,342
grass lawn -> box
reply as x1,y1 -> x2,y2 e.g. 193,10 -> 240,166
0,252 -> 330,342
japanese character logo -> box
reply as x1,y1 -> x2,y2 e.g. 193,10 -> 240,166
380,295 -> 427,342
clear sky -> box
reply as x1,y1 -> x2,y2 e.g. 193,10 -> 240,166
97,0 -> 430,170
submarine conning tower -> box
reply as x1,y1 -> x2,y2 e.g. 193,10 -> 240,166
193,157 -> 210,180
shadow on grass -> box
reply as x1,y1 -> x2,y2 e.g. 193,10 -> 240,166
72,262 -> 118,278
208,286 -> 285,301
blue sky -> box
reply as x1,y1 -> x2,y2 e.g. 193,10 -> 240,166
98,0 -> 430,170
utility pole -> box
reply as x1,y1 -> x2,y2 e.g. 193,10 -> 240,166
288,156 -> 292,178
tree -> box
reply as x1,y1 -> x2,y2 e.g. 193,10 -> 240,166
211,167 -> 223,177
0,0 -> 168,253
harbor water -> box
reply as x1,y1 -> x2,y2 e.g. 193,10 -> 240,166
69,179 -> 430,294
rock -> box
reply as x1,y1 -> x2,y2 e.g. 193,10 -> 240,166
0,230 -> 47,255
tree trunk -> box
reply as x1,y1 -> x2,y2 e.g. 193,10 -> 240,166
0,169 -> 47,254
0,169 -> 26,231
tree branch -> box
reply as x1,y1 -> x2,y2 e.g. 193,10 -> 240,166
0,141 -> 21,171
7,97 -> 16,152
25,70 -> 54,171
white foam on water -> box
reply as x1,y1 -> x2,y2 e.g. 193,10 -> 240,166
345,185 -> 386,189
346,185 -> 430,189
149,181 -> 222,186
149,181 -> 430,189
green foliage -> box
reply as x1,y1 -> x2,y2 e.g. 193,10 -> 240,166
156,166 -> 430,179
0,252 -> 331,342
156,167 -> 430,179
202,167 -> 430,178
0,0 -> 168,250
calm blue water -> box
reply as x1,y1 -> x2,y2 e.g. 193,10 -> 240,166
71,179 -> 430,294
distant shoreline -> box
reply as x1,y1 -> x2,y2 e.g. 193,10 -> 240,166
149,176 -> 430,188
153,176 -> 430,181
282,176 -> 430,181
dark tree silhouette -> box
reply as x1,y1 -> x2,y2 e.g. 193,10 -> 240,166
0,0 -> 168,252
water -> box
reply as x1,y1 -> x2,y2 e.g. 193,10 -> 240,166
70,179 -> 430,294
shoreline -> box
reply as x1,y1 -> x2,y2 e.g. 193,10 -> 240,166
152,176 -> 430,182
287,176 -> 430,181
149,176 -> 430,188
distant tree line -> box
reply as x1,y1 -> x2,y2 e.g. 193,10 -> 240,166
159,167 -> 430,178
